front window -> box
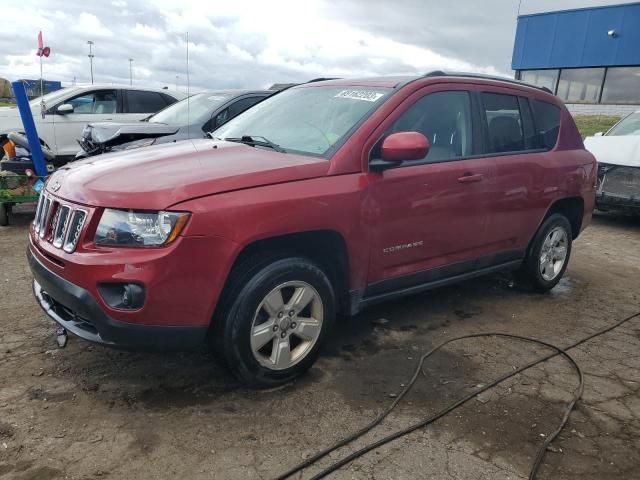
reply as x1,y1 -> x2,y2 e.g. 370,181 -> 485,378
29,87 -> 78,109
150,93 -> 233,125
213,86 -> 392,157
68,90 -> 117,114
607,112 -> 640,136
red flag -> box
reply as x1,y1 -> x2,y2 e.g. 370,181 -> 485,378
36,31 -> 50,57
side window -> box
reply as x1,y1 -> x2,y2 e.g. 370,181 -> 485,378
160,93 -> 178,106
67,90 -> 117,114
212,108 -> 230,130
126,90 -> 168,113
482,93 -> 525,154
212,96 -> 265,130
383,91 -> 473,163
228,96 -> 264,118
530,100 -> 561,150
518,97 -> 538,150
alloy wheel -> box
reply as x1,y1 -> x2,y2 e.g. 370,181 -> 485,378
539,226 -> 569,281
250,281 -> 324,370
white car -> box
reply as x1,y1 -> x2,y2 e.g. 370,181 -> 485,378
584,111 -> 640,216
0,85 -> 184,162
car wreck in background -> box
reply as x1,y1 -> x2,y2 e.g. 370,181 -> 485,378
585,111 -> 640,216
76,90 -> 272,158
0,85 -> 184,164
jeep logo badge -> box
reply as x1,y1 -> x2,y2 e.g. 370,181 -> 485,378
51,180 -> 61,192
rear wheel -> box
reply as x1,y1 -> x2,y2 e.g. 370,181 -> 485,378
217,257 -> 335,388
517,214 -> 572,292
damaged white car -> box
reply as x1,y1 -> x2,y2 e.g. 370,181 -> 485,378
584,111 -> 640,216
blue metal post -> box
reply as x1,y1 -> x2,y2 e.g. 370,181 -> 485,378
11,81 -> 48,176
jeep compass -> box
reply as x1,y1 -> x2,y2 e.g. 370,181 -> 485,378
28,73 -> 596,387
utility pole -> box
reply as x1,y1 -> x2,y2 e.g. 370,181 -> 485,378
128,58 -> 134,86
87,40 -> 95,84
175,74 -> 179,91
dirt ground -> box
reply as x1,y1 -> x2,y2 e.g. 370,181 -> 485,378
1,207 -> 640,480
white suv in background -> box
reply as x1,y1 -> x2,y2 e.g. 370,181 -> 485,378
0,85 -> 184,162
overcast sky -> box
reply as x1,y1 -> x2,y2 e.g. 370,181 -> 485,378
0,0 -> 635,92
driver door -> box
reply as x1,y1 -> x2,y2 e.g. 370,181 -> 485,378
365,87 -> 495,295
52,89 -> 119,157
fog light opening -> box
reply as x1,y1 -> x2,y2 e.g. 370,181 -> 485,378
98,282 -> 145,310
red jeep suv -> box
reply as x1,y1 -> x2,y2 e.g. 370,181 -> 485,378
28,73 -> 596,387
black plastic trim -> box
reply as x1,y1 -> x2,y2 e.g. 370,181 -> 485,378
359,250 -> 525,309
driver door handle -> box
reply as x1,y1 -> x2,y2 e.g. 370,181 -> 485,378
457,173 -> 484,184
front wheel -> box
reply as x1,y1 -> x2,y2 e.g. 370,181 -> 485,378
517,214 -> 572,292
219,257 -> 335,388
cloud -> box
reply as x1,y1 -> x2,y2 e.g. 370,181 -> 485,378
0,0 -> 637,91
71,12 -> 114,39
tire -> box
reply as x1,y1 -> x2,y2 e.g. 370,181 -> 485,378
216,256 -> 335,388
0,203 -> 9,226
517,213 -> 572,293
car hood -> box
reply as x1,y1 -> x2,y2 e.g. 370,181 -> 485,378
81,121 -> 180,150
47,139 -> 329,209
0,106 -> 22,131
584,135 -> 640,168
0,105 -> 44,132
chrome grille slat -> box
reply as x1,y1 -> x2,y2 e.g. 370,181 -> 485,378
34,193 -> 88,253
52,206 -> 71,248
63,210 -> 87,253
38,197 -> 52,238
50,202 -> 61,239
34,194 -> 45,233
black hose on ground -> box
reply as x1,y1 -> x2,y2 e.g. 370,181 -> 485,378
276,310 -> 640,480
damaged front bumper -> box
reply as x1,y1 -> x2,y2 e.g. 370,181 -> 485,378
596,163 -> 640,214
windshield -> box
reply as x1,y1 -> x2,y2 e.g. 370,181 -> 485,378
29,87 -> 77,108
607,112 -> 640,136
150,92 -> 232,125
213,86 -> 392,156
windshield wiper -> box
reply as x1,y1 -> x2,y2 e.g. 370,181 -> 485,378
224,135 -> 286,153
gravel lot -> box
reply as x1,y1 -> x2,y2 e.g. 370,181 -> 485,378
1,207 -> 639,480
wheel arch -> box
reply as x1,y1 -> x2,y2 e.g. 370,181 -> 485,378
543,196 -> 584,239
217,230 -> 352,319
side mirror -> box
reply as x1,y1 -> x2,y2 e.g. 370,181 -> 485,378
57,103 -> 74,115
370,132 -> 430,172
594,132 -> 604,137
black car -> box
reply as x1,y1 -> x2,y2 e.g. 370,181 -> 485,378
76,89 -> 273,158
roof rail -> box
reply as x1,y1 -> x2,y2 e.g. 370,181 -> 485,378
306,77 -> 341,83
423,71 -> 553,94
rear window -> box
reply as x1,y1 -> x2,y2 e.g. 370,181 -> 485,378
482,93 -> 525,154
126,90 -> 169,114
530,100 -> 560,150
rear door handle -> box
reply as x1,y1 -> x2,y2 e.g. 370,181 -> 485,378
457,173 -> 484,184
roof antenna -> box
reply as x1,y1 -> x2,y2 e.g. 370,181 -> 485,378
186,31 -> 190,140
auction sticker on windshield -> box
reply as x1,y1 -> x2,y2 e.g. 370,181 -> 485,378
334,90 -> 385,102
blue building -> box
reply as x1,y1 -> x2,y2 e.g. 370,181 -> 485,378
18,79 -> 63,99
512,2 -> 640,115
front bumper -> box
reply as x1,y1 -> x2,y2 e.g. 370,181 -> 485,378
28,248 -> 207,350
596,164 -> 640,213
596,192 -> 640,212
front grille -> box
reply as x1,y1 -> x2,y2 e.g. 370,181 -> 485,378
602,166 -> 640,197
33,193 -> 88,253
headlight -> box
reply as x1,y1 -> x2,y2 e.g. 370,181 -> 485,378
94,209 -> 190,247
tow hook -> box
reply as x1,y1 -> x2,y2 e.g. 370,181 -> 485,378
56,327 -> 68,348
